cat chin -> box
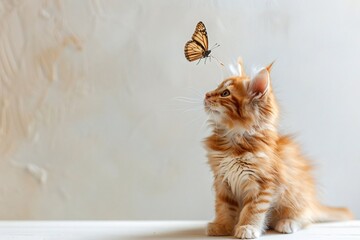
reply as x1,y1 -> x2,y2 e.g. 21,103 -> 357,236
205,108 -> 222,122
208,115 -> 223,124
205,109 -> 219,114
204,105 -> 220,113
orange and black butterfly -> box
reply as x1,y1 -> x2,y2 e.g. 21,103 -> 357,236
184,21 -> 223,66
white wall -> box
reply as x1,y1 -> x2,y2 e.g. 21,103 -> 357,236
0,0 -> 359,220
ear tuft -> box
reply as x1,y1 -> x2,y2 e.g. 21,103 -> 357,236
237,57 -> 246,77
266,60 -> 275,72
248,68 -> 270,98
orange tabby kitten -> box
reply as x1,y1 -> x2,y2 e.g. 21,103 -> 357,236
204,58 -> 353,239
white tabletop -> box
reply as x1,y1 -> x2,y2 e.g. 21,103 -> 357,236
0,221 -> 358,240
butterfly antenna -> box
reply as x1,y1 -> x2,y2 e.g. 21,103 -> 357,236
210,43 -> 221,50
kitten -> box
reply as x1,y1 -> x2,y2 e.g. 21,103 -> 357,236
204,58 -> 353,239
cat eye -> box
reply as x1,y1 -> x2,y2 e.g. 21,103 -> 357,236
221,89 -> 230,97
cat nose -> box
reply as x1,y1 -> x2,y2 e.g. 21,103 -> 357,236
205,93 -> 211,99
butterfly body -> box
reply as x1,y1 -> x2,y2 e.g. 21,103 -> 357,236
203,50 -> 211,58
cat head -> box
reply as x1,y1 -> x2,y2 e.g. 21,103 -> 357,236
204,58 -> 279,134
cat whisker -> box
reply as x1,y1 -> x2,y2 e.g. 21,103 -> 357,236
163,105 -> 203,113
200,115 -> 211,131
174,96 -> 202,101
157,101 -> 203,113
178,106 -> 203,113
173,96 -> 202,104
174,100 -> 202,104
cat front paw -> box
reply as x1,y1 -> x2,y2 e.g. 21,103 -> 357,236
234,225 -> 261,239
206,222 -> 232,236
275,219 -> 301,233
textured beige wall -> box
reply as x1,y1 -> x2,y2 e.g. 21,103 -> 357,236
0,0 -> 129,219
0,0 -> 359,219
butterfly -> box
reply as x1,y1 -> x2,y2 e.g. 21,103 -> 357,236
184,21 -> 223,66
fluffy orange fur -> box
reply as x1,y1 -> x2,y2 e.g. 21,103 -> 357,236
204,58 -> 353,239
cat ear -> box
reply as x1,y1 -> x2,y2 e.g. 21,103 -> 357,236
249,61 -> 275,98
266,60 -> 275,72
248,67 -> 271,99
237,57 -> 246,77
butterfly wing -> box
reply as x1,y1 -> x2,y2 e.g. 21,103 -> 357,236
184,40 -> 204,62
191,21 -> 209,51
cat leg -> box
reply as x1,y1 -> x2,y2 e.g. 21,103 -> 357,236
207,193 -> 238,236
234,189 -> 273,239
273,206 -> 307,234
274,219 -> 302,234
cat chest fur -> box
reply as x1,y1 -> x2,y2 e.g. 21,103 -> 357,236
216,152 -> 263,198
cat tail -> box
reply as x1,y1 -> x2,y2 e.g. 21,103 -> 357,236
313,204 -> 354,222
